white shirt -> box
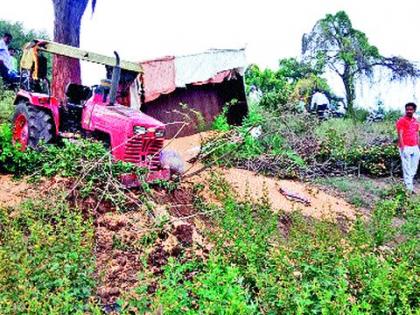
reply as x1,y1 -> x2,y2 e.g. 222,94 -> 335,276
0,39 -> 12,70
310,92 -> 330,110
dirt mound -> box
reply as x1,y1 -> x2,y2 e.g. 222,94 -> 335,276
91,186 -> 210,306
0,175 -> 31,207
94,211 -> 147,305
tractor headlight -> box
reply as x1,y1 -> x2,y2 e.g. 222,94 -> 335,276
155,129 -> 165,138
134,126 -> 147,135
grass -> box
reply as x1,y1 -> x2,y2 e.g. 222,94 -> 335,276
314,176 -> 392,208
315,118 -> 396,145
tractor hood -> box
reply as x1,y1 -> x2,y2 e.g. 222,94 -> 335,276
107,105 -> 165,128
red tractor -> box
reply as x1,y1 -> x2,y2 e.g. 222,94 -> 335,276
12,40 -> 173,184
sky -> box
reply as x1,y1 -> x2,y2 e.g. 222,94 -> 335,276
1,0 -> 420,109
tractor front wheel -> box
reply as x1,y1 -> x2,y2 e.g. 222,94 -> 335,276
12,102 -> 54,150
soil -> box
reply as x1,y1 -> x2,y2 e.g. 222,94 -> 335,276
88,185 -> 209,306
0,175 -> 32,207
0,174 -> 69,208
222,168 -> 359,221
93,209 -> 148,305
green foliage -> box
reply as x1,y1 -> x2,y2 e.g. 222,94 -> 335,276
211,177 -> 419,313
134,256 -> 256,314
245,60 -> 331,112
212,101 -> 237,132
0,123 -> 106,176
245,64 -> 292,110
211,109 -> 230,132
316,118 -> 399,176
0,123 -> 146,180
291,73 -> 331,106
370,199 -> 398,246
208,102 -> 267,162
207,102 -> 402,178
353,107 -> 370,122
0,198 -> 99,313
0,85 -> 14,123
0,122 -> 152,211
384,109 -> 402,122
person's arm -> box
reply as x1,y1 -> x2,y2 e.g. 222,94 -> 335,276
418,123 -> 420,147
398,130 -> 405,150
396,119 -> 405,150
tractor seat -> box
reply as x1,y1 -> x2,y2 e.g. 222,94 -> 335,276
65,83 -> 92,106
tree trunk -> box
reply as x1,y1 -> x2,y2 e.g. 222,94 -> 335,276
52,0 -> 89,102
342,73 -> 355,119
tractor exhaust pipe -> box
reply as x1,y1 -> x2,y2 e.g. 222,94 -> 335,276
109,51 -> 121,105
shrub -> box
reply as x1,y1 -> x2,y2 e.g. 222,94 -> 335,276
0,84 -> 14,124
384,109 -> 402,122
132,256 -> 257,314
316,119 -> 400,176
0,198 -> 99,313
353,107 -> 370,122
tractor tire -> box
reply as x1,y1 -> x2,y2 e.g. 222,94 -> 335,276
12,101 -> 54,150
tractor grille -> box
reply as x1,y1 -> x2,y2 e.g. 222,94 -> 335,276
124,135 -> 164,170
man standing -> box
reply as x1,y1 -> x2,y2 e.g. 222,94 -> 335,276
396,103 -> 420,192
310,89 -> 330,119
8,48 -> 18,73
0,33 -> 18,84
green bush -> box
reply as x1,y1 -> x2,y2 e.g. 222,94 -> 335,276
0,84 -> 14,124
0,123 -> 147,179
316,119 -> 400,176
128,255 -> 256,314
353,107 -> 370,122
0,123 -> 108,177
0,199 -> 99,313
384,109 -> 402,122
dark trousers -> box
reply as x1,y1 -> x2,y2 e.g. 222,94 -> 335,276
0,61 -> 19,84
317,104 -> 328,118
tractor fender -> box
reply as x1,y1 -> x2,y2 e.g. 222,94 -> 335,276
14,90 -> 60,135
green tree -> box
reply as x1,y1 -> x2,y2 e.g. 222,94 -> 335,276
245,58 -> 331,111
302,11 -> 419,117
245,64 -> 292,110
51,0 -> 96,101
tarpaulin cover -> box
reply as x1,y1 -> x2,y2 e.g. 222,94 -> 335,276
191,69 -> 236,86
141,56 -> 176,103
174,49 -> 246,88
138,48 -> 247,104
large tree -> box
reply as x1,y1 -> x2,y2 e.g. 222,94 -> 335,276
51,0 -> 96,101
302,11 -> 419,117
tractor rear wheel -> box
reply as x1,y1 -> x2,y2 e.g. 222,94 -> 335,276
12,102 -> 54,150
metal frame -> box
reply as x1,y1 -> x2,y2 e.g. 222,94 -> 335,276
34,39 -> 143,73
